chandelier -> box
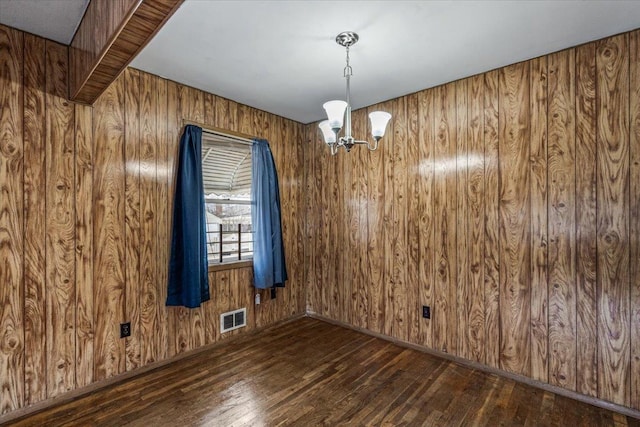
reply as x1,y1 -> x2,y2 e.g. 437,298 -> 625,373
318,32 -> 392,155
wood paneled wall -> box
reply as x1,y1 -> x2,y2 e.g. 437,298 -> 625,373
304,29 -> 640,410
0,24 -> 305,416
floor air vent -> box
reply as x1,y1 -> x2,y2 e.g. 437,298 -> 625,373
220,308 -> 246,333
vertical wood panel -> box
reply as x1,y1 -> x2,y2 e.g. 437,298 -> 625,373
166,80 -> 179,358
74,103 -> 94,389
206,270 -> 220,343
318,122 -> 329,319
124,68 -> 141,372
290,122 -> 302,315
406,93 -> 420,344
417,89 -> 435,349
304,125 -> 317,314
445,84 -> 457,356
241,268 -> 255,331
213,96 -> 228,129
327,129 -> 339,321
23,33 -> 46,404
467,74 -> 486,363
294,123 -> 305,315
392,96 -> 408,341
284,121 -> 295,319
596,33 -> 630,406
203,93 -> 215,127
140,72 -> 160,365
45,40 -> 75,397
0,24 -> 24,415
188,87 -> 205,350
93,74 -> 126,382
382,100 -> 395,338
347,110 -> 362,327
483,70 -> 500,368
155,76 -> 169,360
328,134 -> 338,320
308,126 -> 322,315
217,270 -> 231,334
498,62 -> 531,376
433,84 -> 457,354
270,113 -> 284,321
336,121 -> 347,324
576,43 -> 598,397
367,104 -> 385,334
630,30 -> 640,411
310,121 -> 327,319
575,42 -> 598,397
530,55 -> 549,384
174,84 -> 190,354
456,79 -> 469,359
272,114 -> 286,320
547,49 -> 577,390
332,143 -> 343,319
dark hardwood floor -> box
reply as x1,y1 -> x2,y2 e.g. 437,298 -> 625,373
6,317 -> 639,426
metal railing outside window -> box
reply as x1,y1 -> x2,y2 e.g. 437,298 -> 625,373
206,223 -> 253,263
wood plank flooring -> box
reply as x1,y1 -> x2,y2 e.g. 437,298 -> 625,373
5,318 -> 639,426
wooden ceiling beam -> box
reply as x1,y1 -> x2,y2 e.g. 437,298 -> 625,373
69,0 -> 184,104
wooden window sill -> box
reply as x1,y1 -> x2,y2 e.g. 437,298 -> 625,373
208,260 -> 253,273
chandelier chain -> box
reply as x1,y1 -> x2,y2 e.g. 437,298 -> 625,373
344,46 -> 353,77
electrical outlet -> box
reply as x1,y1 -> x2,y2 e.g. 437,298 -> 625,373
120,322 -> 131,338
422,305 -> 431,319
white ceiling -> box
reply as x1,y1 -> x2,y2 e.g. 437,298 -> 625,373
1,1 -> 640,124
0,0 -> 88,44
130,0 -> 640,124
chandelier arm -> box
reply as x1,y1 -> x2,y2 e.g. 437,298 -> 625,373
366,139 -> 379,151
351,139 -> 379,151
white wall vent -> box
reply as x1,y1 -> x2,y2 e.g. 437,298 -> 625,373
220,308 -> 246,333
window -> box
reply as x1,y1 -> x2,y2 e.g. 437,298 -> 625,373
201,132 -> 253,265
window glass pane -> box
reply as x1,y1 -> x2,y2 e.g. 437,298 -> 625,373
200,133 -> 252,265
205,200 -> 253,263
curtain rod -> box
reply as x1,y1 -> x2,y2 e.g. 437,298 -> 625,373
182,119 -> 254,144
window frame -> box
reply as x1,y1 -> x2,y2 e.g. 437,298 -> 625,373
200,130 -> 254,270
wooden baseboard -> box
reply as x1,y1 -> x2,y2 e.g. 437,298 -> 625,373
0,312 -> 305,424
307,312 -> 640,421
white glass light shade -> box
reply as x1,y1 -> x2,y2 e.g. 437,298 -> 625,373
318,120 -> 336,144
369,111 -> 392,139
323,100 -> 348,130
